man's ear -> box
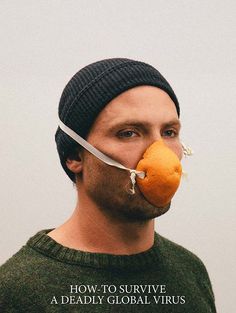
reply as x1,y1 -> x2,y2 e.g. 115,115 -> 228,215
66,153 -> 83,174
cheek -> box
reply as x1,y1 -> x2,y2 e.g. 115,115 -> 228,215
83,155 -> 103,181
118,149 -> 144,169
97,143 -> 143,170
165,141 -> 183,160
82,153 -> 128,188
175,143 -> 183,160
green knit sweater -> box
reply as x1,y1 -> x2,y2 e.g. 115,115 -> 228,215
0,229 -> 216,313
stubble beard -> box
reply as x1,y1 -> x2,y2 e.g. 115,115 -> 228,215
83,157 -> 171,224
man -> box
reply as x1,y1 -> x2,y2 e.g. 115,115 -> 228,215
0,58 -> 216,312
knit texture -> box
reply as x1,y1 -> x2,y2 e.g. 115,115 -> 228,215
0,229 -> 217,312
55,58 -> 180,183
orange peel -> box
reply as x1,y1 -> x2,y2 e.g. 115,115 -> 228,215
136,139 -> 182,208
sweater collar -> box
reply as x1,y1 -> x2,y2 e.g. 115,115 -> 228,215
27,228 -> 162,271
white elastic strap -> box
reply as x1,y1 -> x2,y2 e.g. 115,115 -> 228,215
58,120 -> 145,193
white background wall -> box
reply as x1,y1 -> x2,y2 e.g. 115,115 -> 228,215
1,1 -> 235,312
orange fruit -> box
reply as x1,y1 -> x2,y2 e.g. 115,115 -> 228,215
136,139 -> 182,208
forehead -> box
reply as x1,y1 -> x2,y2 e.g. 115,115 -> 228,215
90,86 -> 179,133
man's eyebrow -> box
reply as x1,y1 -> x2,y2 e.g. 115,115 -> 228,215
163,119 -> 182,128
108,119 -> 181,130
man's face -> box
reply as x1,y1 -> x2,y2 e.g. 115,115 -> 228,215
78,86 -> 182,223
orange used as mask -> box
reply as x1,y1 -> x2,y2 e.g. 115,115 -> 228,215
135,139 -> 182,208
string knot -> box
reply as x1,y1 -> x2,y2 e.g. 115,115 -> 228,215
129,170 -> 137,194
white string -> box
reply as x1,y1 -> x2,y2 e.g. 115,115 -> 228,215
182,141 -> 194,156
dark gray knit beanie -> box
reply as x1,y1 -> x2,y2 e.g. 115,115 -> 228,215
55,58 -> 180,183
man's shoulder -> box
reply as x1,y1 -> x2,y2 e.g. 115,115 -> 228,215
0,242 -> 52,311
0,245 -> 37,290
157,232 -> 209,274
0,231 -> 51,290
156,233 -> 216,311
1,245 -> 32,275
0,246 -> 30,307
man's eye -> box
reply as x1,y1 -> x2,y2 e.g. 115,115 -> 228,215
163,129 -> 178,137
117,130 -> 138,138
